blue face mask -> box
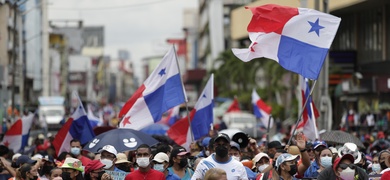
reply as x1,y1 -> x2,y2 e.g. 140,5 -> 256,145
153,163 -> 165,172
70,147 -> 81,156
320,156 -> 332,168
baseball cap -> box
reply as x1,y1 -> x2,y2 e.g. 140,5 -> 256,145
253,153 -> 270,164
202,137 -> 211,147
338,142 -> 361,164
31,154 -> 43,161
230,141 -> 240,152
99,145 -> 118,157
312,140 -> 328,150
214,133 -> 230,143
12,153 -> 21,161
171,147 -> 190,157
115,153 -> 130,164
153,152 -> 169,163
333,154 -> 354,172
61,157 -> 84,172
275,153 -> 300,170
16,155 -> 37,166
85,160 -> 105,174
42,155 -> 55,163
268,141 -> 282,149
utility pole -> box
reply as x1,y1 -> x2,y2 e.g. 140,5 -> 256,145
11,2 -> 18,121
42,0 -> 49,97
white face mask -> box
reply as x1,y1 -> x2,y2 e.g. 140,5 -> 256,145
372,163 -> 381,173
137,157 -> 150,168
100,159 -> 113,169
339,167 -> 355,180
258,164 -> 269,172
153,164 -> 165,172
320,157 -> 333,168
232,156 -> 240,162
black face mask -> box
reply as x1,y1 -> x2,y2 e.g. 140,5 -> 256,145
31,176 -> 38,180
215,146 -> 228,157
97,171 -> 106,179
116,164 -> 130,172
178,158 -> 188,168
62,172 -> 72,180
380,161 -> 387,170
269,153 -> 275,159
288,164 -> 298,176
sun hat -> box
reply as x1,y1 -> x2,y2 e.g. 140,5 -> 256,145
60,157 -> 84,172
115,153 -> 130,164
338,142 -> 361,164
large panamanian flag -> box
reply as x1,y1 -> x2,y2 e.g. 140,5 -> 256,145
167,74 -> 214,148
252,89 -> 273,128
118,46 -> 186,130
1,113 -> 35,153
52,91 -> 95,156
232,4 -> 341,80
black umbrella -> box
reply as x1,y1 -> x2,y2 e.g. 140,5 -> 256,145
84,129 -> 159,153
320,130 -> 364,149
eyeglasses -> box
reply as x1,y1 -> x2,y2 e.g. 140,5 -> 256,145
338,163 -> 355,170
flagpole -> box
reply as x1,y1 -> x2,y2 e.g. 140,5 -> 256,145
266,115 -> 272,147
287,80 -> 317,146
172,45 -> 195,142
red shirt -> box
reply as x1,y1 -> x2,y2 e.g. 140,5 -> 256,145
125,169 -> 165,180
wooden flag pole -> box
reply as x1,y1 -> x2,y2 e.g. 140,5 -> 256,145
287,80 -> 317,146
172,45 -> 195,143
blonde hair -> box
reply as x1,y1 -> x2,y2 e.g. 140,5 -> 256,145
204,168 -> 227,180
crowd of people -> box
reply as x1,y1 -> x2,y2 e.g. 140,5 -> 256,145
0,126 -> 388,179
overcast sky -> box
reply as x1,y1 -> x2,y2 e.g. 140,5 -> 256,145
48,0 -> 198,80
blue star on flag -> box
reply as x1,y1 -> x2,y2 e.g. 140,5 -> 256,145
158,68 -> 166,77
308,18 -> 324,36
202,94 -> 207,98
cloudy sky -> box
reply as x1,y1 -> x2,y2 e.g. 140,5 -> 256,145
48,0 -> 198,79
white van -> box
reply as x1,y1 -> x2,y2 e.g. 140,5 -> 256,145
38,96 -> 65,130
222,112 -> 256,130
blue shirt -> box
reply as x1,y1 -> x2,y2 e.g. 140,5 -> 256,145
244,167 -> 256,180
166,170 -> 181,180
304,160 -> 320,178
113,166 -> 126,173
167,167 -> 193,180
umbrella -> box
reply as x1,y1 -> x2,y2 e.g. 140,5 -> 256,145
140,123 -> 169,135
371,139 -> 390,151
320,130 -> 364,149
84,129 -> 159,153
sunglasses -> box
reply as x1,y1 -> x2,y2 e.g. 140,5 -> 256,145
338,163 -> 355,170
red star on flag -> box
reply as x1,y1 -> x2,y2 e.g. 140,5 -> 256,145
122,116 -> 131,126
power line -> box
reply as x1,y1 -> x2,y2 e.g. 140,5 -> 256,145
50,0 -> 175,11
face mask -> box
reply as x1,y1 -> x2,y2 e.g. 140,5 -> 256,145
215,146 -> 228,157
62,172 -> 72,180
178,158 -> 188,168
31,176 -> 38,180
137,157 -> 150,168
372,163 -> 381,173
258,164 -> 269,172
288,164 -> 298,176
339,167 -> 355,180
100,159 -> 113,169
320,157 -> 333,168
70,147 -> 81,156
153,164 -> 165,172
116,164 -> 130,172
232,156 -> 240,162
380,161 -> 387,170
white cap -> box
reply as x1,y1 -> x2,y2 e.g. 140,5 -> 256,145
99,145 -> 118,157
153,152 -> 169,163
253,152 -> 269,164
32,154 -> 43,161
12,153 -> 21,161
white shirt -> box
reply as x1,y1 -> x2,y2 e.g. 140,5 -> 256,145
191,154 -> 248,180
